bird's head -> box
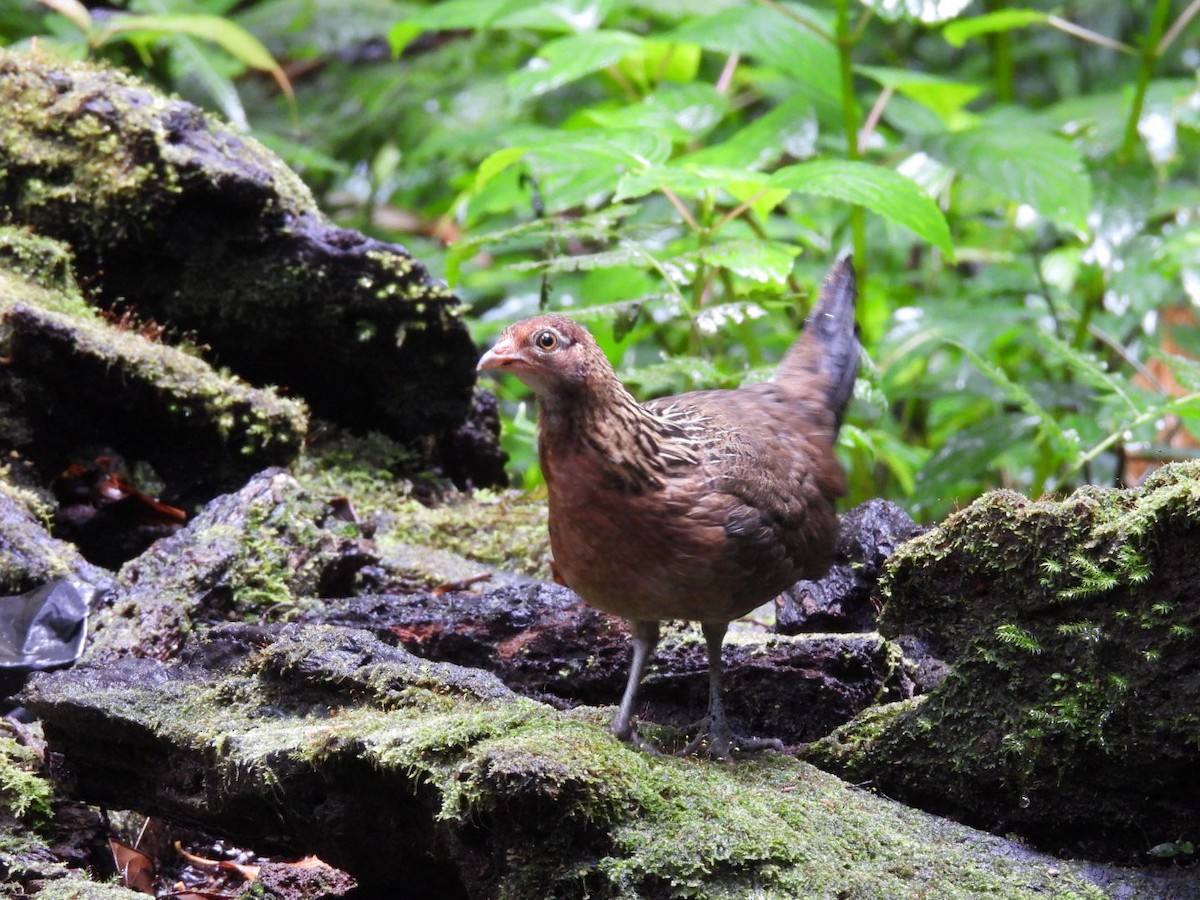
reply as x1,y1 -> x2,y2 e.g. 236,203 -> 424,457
477,315 -> 612,402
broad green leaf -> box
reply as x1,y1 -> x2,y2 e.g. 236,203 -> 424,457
860,0 -> 972,24
518,129 -> 672,211
508,30 -> 644,102
942,9 -> 1049,48
950,340 -> 1071,452
1035,330 -> 1139,415
618,39 -> 702,88
857,65 -> 982,125
391,0 -> 618,54
665,241 -> 800,287
683,96 -> 818,169
483,0 -> 618,32
472,146 -> 529,195
925,126 -> 1091,235
508,245 -> 652,274
771,160 -> 954,255
93,13 -> 292,98
614,164 -> 773,202
583,83 -> 728,143
665,5 -> 840,102
624,356 -> 732,394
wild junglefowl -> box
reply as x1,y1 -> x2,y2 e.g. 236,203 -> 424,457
478,258 -> 860,758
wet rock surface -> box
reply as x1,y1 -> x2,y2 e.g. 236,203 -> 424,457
776,498 -> 926,633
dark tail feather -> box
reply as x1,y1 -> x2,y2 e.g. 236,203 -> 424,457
776,257 -> 860,430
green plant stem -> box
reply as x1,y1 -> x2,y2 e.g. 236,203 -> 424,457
1118,0 -> 1172,164
835,0 -> 865,276
1159,0 -> 1200,53
1061,391 -> 1200,483
986,0 -> 1014,102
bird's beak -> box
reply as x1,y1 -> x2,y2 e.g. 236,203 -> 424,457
477,335 -> 520,372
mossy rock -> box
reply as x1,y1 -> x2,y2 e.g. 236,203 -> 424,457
0,49 -> 486,472
0,261 -> 307,505
810,461 -> 1200,862
22,623 -> 1200,899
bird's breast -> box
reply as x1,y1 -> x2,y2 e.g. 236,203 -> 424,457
540,433 -> 820,623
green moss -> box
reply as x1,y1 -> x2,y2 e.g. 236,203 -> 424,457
0,736 -> 53,823
27,624 -> 1180,899
380,489 -> 551,580
293,431 -> 552,584
0,49 -> 316,245
0,228 -> 84,302
842,462 -> 1200,859
31,875 -> 147,900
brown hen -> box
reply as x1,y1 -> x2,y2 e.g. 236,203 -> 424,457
478,258 -> 860,758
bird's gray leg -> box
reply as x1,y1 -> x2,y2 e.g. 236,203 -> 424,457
610,619 -> 660,752
680,621 -> 784,760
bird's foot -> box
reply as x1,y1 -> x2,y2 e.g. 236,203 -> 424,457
609,720 -> 662,755
677,717 -> 784,761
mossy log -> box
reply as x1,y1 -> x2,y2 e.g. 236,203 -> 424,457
0,50 -> 501,486
809,461 -> 1200,863
23,622 -> 1200,900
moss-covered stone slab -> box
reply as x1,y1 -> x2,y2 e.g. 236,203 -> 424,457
0,50 -> 496,485
21,622 -> 1200,899
809,461 -> 1200,863
87,469 -> 371,661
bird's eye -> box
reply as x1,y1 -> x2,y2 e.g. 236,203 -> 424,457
534,330 -> 559,351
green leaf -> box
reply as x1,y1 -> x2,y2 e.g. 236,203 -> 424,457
614,164 -> 773,202
665,5 -> 840,102
37,0 -> 91,33
857,65 -> 982,125
93,13 -> 292,98
479,0 -> 618,32
508,245 -> 652,274
617,39 -> 702,89
582,83 -> 728,143
925,126 -> 1092,235
472,146 -> 529,195
771,160 -> 954,255
391,0 -> 611,44
665,241 -> 799,287
1035,330 -> 1140,415
516,129 -> 673,211
508,30 -> 644,102
683,96 -> 818,169
860,0 -> 972,24
942,9 -> 1049,48
949,340 -> 1072,454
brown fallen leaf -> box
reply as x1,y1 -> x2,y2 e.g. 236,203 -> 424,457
109,837 -> 156,895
